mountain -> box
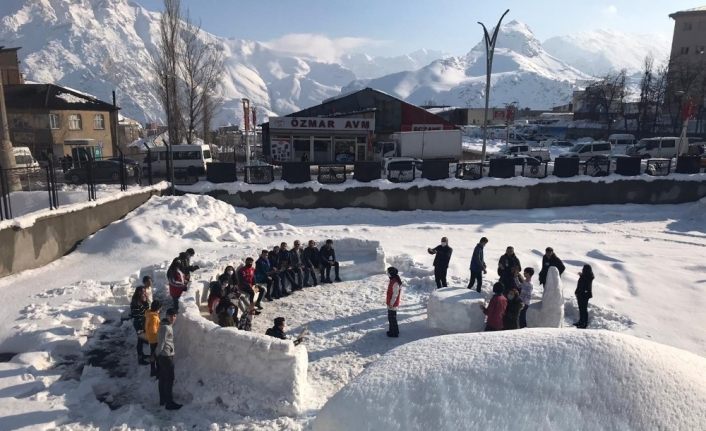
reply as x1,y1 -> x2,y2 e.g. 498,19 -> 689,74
340,49 -> 450,79
543,30 -> 672,77
341,20 -> 590,110
0,0 -> 359,125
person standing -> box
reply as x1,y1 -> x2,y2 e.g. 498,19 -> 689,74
145,300 -> 161,378
302,240 -> 320,287
428,237 -> 453,289
518,267 -> 534,328
156,308 -> 181,410
503,287 -> 523,330
319,239 -> 341,283
480,283 -> 507,331
497,246 -> 520,291
167,258 -> 187,312
468,237 -> 488,292
130,286 -> 150,365
574,264 -> 594,329
182,248 -> 199,282
385,267 -> 402,338
539,247 -> 566,286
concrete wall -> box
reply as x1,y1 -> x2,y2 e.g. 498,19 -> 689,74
208,178 -> 706,211
0,189 -> 162,278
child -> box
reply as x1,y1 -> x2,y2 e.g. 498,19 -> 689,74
518,267 -> 534,328
480,283 -> 507,331
386,267 -> 402,337
145,300 -> 161,377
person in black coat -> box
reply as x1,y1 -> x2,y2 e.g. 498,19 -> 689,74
538,247 -> 566,285
265,317 -> 303,345
428,237 -> 453,289
278,242 -> 301,292
574,264 -> 594,329
302,240 -> 320,287
503,287 -> 523,330
130,286 -> 150,365
498,246 -> 521,291
468,237 -> 488,292
319,239 -> 341,283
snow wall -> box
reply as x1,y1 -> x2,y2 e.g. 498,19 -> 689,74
174,291 -> 309,416
313,330 -> 706,431
427,288 -> 486,333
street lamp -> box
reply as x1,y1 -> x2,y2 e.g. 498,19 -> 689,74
478,9 -> 510,163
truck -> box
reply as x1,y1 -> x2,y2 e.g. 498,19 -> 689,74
375,130 -> 462,161
490,144 -> 550,162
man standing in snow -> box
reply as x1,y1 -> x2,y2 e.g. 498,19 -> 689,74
538,247 -> 565,286
428,237 -> 453,289
320,239 -> 341,283
385,267 -> 402,338
498,246 -> 520,291
480,283 -> 507,331
468,237 -> 488,292
518,267 -> 534,328
157,308 -> 181,410
181,248 -> 199,282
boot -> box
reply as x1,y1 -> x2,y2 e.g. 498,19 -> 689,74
165,401 -> 182,410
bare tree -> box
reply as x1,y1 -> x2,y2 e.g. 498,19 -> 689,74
636,55 -> 655,136
583,69 -> 627,133
665,55 -> 705,133
153,0 -> 184,145
180,13 -> 223,145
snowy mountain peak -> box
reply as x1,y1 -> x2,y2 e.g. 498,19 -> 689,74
470,20 -> 543,58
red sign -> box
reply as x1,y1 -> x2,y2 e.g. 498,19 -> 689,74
682,99 -> 696,121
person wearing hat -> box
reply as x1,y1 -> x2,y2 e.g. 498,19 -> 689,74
385,267 -> 403,338
145,300 -> 162,378
156,308 -> 181,410
265,317 -> 304,345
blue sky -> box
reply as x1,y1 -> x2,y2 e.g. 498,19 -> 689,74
138,0 -> 694,58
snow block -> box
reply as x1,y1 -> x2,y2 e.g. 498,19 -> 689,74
526,266 -> 564,327
427,288 -> 486,333
173,291 -> 309,416
313,330 -> 706,431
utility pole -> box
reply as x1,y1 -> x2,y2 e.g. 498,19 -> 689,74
478,9 -> 510,163
0,78 -> 20,191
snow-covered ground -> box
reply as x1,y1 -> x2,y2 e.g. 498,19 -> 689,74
0,194 -> 704,429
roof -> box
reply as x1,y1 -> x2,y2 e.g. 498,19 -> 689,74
3,84 -> 119,112
0,46 -> 21,53
670,6 -> 706,18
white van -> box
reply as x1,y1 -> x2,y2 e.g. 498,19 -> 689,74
608,134 -> 635,154
626,137 -> 679,159
144,144 -> 213,176
13,147 -> 40,169
563,141 -> 613,161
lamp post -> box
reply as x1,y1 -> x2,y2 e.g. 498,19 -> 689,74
478,9 -> 510,163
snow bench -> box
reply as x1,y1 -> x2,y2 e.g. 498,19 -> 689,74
427,287 -> 486,333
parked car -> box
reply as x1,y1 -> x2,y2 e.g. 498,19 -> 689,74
13,146 -> 40,170
65,160 -> 136,184
490,144 -> 550,162
564,141 -> 613,161
626,137 -> 679,159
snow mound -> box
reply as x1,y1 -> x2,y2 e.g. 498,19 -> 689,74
427,288 -> 486,333
314,330 -> 706,431
78,195 -> 259,253
527,266 -> 564,327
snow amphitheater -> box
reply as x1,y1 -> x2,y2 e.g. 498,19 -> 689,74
312,330 -> 706,431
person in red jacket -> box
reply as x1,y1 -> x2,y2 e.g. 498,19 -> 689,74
167,258 -> 187,312
480,282 -> 507,331
385,266 -> 403,338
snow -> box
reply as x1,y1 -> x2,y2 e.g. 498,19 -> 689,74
0,193 -> 705,429
313,330 -> 706,431
427,288 -> 486,333
526,266 -> 564,327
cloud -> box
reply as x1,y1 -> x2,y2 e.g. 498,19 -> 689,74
263,33 -> 385,63
602,4 -> 618,16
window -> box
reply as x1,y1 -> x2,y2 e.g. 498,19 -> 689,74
202,150 -> 211,160
93,114 -> 105,130
49,113 -> 60,129
681,46 -> 690,55
683,21 -> 693,31
594,143 -> 611,151
697,46 -> 705,55
68,114 -> 82,130
661,140 -> 676,148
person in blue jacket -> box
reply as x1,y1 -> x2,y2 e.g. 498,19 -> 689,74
467,237 -> 488,292
255,249 -> 278,301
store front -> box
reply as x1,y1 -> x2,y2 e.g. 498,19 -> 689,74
268,116 -> 375,163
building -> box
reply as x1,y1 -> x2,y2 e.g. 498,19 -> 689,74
0,47 -> 23,85
262,88 -> 456,162
117,114 -> 143,155
668,6 -> 706,116
3,84 -> 119,161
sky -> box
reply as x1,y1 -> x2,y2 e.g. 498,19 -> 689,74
137,0 -> 695,59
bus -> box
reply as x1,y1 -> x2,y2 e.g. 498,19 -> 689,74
143,144 -> 212,176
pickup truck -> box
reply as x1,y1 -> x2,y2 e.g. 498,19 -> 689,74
490,144 -> 550,162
